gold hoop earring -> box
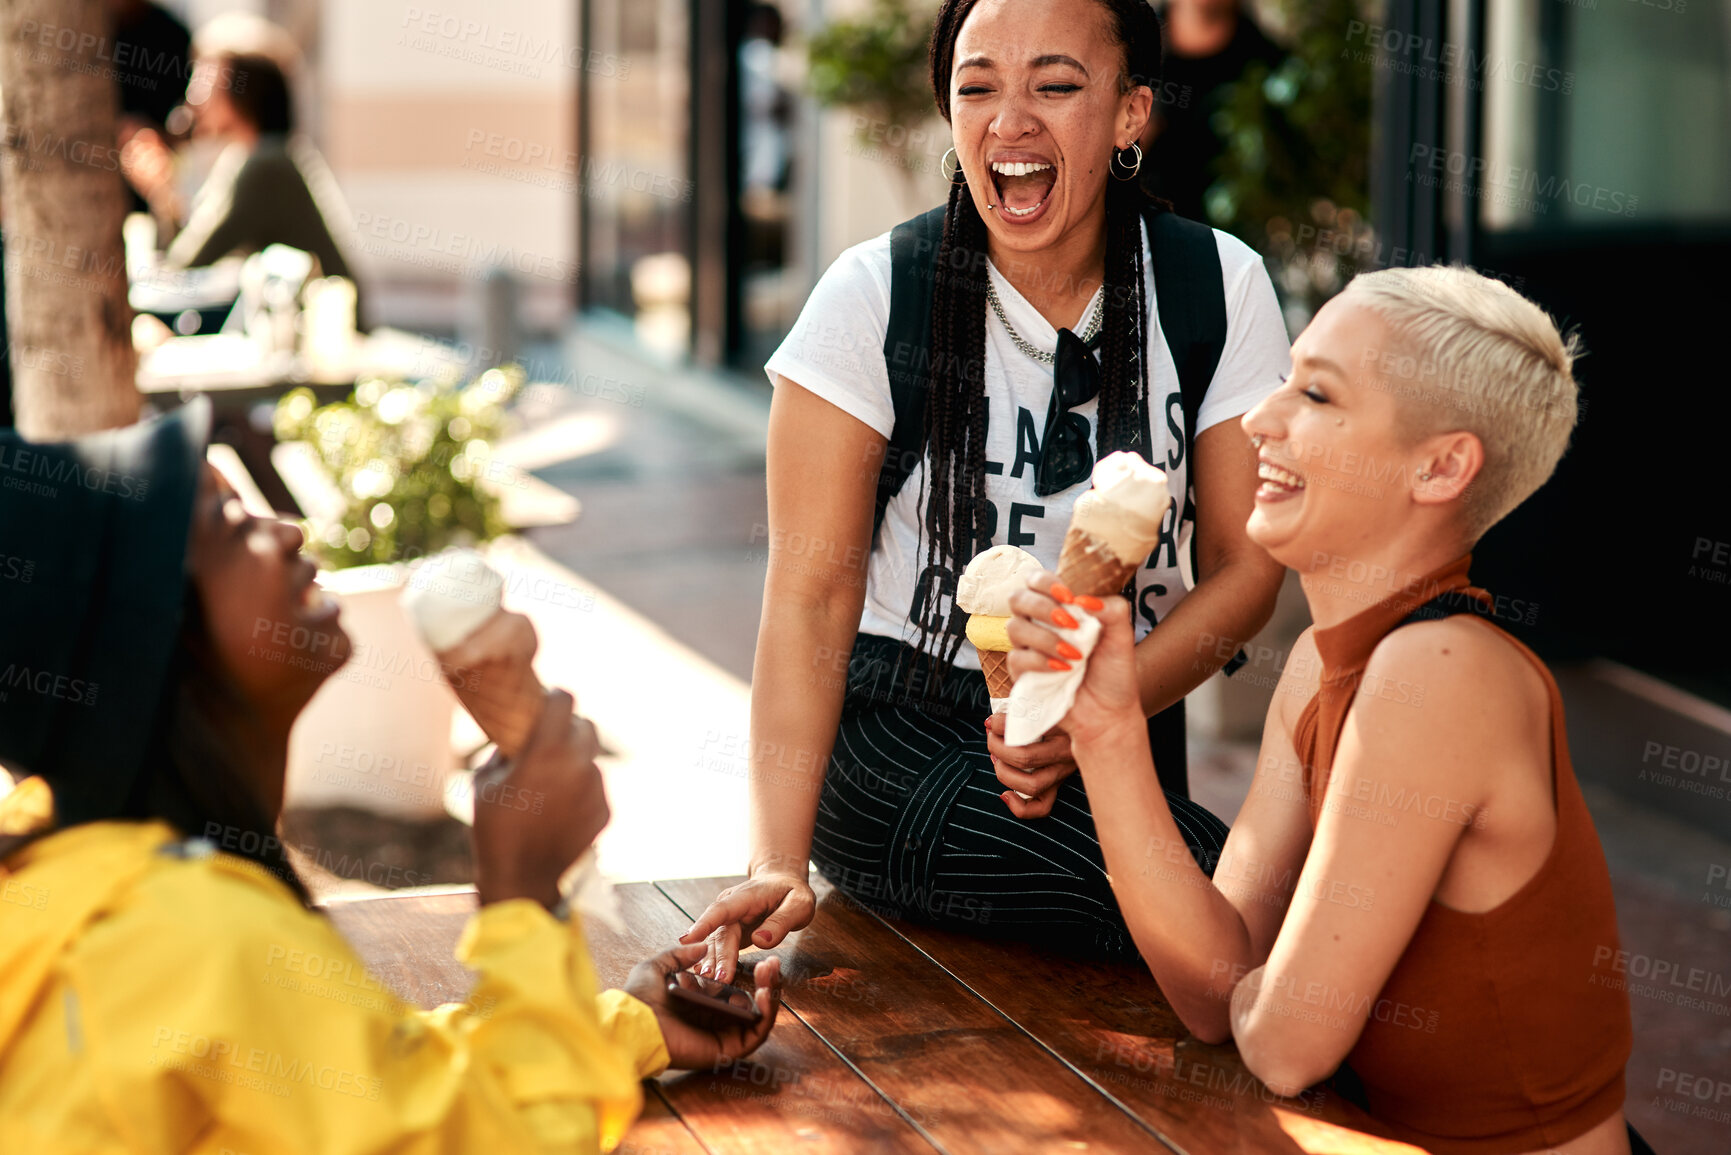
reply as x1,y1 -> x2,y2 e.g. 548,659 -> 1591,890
1110,142 -> 1143,181
941,147 -> 965,184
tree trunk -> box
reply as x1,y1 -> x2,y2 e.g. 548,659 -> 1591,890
0,0 -> 139,438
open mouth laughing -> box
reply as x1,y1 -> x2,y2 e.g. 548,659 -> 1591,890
989,154 -> 1057,222
1256,457 -> 1306,501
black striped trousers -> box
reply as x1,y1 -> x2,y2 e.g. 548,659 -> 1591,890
810,633 -> 1230,961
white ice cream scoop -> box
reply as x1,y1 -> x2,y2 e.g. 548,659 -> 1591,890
401,549 -> 505,651
400,548 -> 547,759
957,544 -> 1045,617
1069,452 -> 1170,565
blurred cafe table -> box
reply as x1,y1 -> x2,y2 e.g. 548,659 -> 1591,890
322,877 -> 1425,1154
136,328 -> 473,513
135,326 -> 468,401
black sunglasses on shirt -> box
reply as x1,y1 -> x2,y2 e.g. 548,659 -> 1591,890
1034,326 -> 1105,497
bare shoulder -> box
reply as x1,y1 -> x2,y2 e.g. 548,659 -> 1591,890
1368,615 -> 1541,694
1357,616 -> 1548,757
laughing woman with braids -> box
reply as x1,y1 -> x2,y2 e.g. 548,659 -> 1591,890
685,0 -> 1290,976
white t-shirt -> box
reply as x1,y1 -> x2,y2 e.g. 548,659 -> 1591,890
764,215 -> 1289,669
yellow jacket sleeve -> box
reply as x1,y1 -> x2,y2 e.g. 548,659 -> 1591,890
61,852 -> 668,1154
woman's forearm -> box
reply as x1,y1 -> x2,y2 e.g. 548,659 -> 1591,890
744,602 -> 858,878
1132,551 -> 1281,717
1077,721 -> 1260,1043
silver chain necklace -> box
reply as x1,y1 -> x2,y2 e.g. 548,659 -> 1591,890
985,278 -> 1103,365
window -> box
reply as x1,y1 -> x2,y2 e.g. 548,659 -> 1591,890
1481,0 -> 1731,230
580,0 -> 693,355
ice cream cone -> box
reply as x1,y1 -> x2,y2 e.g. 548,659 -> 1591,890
1057,526 -> 1144,600
996,454 -> 1167,751
401,549 -> 549,760
957,545 -> 1043,707
436,612 -> 548,760
979,648 -> 1015,700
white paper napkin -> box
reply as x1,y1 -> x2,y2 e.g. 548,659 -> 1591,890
557,847 -> 625,933
1003,606 -> 1102,747
986,696 -> 1033,798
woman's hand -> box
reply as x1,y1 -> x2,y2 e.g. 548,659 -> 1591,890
984,714 -> 1076,819
678,867 -> 816,983
439,609 -> 543,759
471,690 -> 610,909
1007,573 -> 1146,753
624,942 -> 782,1070
118,121 -> 178,213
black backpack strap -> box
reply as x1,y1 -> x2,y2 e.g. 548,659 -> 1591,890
875,205 -> 950,545
1396,588 -> 1498,630
1138,209 -> 1230,798
1141,206 -> 1248,687
1143,206 -> 1227,463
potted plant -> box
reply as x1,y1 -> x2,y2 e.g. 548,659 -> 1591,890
273,366 -> 524,820
803,0 -> 944,213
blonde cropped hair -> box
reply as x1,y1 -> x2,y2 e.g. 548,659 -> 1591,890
1339,265 -> 1581,539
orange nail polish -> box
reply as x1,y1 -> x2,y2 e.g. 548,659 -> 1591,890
1057,641 -> 1082,661
1076,595 -> 1104,612
1050,582 -> 1075,604
1048,658 -> 1072,672
1051,608 -> 1079,630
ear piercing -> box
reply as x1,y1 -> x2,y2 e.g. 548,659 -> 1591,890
1418,470 -> 1434,481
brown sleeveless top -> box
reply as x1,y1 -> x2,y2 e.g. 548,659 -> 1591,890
1295,554 -> 1631,1154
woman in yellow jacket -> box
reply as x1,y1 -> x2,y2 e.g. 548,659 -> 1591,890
0,397 -> 781,1153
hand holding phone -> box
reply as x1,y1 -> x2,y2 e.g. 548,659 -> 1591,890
664,968 -> 764,1030
624,941 -> 781,1070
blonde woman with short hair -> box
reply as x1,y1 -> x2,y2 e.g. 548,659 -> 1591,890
1007,266 -> 1645,1155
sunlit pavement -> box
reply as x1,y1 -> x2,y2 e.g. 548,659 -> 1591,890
500,327 -> 769,884
479,536 -> 752,884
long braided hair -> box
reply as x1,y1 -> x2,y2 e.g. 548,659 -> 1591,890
903,0 -> 1166,703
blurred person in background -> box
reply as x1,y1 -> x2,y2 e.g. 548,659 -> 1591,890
163,51 -> 357,283
107,0 -> 191,217
1141,0 -> 1282,222
740,3 -> 793,205
0,400 -> 781,1153
122,34 -> 360,303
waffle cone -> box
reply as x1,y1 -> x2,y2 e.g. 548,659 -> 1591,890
434,609 -> 548,760
449,666 -> 547,761
1058,527 -> 1142,598
979,648 -> 1015,700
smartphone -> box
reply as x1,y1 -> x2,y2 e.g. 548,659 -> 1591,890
665,969 -> 762,1030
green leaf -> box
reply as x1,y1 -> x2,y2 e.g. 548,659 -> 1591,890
273,363 -> 527,569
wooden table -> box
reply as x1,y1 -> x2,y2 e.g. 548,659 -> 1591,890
322,877 -> 1423,1154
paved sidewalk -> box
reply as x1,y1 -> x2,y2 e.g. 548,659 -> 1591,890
480,536 -> 752,884
522,327 -> 770,683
